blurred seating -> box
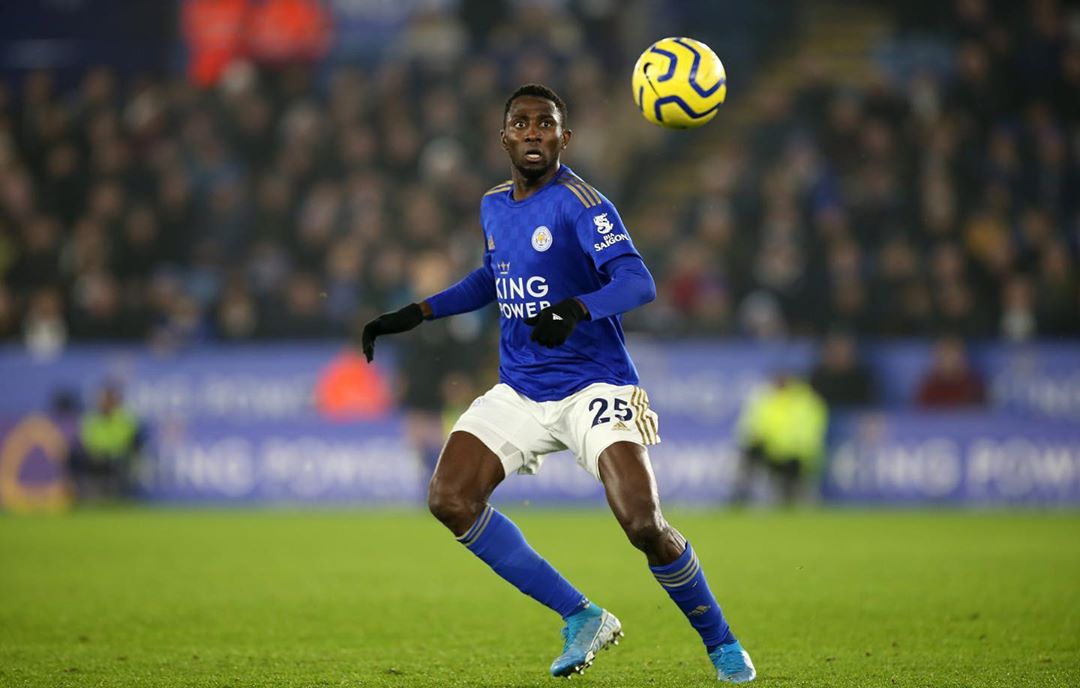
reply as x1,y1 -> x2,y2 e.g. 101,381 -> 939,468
0,0 -> 1076,353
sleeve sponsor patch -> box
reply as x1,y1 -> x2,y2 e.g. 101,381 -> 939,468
594,233 -> 630,252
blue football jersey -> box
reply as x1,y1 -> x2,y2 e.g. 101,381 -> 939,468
480,165 -> 643,401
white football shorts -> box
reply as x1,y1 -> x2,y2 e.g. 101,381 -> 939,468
449,382 -> 661,481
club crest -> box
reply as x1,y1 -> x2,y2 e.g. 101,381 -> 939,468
532,226 -> 553,252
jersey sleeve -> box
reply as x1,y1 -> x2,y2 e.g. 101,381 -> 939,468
575,254 -> 656,320
572,199 -> 642,270
424,228 -> 495,319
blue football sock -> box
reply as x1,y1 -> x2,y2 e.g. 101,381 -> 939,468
650,542 -> 735,650
458,505 -> 589,619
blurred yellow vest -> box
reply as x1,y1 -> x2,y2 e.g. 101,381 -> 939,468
80,410 -> 138,462
738,380 -> 828,466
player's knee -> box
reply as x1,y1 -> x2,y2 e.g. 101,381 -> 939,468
426,484 -> 457,523
427,483 -> 474,531
623,513 -> 668,552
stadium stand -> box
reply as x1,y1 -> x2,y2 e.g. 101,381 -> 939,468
0,0 -> 1075,353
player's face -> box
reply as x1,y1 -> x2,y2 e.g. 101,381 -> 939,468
501,96 -> 571,180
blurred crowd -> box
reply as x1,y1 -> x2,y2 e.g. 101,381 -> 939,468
636,0 -> 1080,340
0,0 -> 694,355
0,0 -> 1076,359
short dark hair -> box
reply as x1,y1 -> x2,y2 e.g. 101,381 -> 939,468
504,84 -> 568,128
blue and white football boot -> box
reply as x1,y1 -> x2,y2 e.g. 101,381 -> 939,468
549,603 -> 623,678
709,640 -> 756,683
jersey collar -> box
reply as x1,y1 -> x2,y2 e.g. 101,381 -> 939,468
505,164 -> 572,206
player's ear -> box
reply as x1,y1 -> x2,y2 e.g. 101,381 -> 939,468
500,129 -> 508,150
560,128 -> 572,150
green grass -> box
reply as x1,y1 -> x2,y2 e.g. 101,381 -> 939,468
1,508 -> 1078,687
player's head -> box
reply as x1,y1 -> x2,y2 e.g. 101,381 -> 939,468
503,84 -> 568,129
501,84 -> 571,180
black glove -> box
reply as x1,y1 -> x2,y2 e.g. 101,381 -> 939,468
360,303 -> 425,362
524,298 -> 589,348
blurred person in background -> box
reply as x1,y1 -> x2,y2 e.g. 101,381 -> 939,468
809,330 -> 877,408
22,287 -> 67,359
71,382 -> 144,502
0,284 -> 18,341
733,372 -> 828,506
49,387 -> 84,457
915,336 -> 987,408
214,273 -> 259,339
999,275 -> 1036,342
358,84 -> 756,682
259,270 -> 338,338
182,0 -> 250,88
1033,242 -> 1079,336
397,251 -> 489,478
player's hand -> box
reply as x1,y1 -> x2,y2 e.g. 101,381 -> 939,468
524,298 -> 589,348
359,303 -> 425,362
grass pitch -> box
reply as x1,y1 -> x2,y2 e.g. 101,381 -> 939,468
1,508 -> 1078,687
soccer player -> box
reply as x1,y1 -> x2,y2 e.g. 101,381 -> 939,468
361,84 -> 756,683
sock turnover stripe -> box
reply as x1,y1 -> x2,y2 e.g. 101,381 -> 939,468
656,559 -> 701,589
457,504 -> 495,546
653,550 -> 700,583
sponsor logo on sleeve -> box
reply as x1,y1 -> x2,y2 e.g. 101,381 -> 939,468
593,213 -> 614,234
594,233 -> 630,252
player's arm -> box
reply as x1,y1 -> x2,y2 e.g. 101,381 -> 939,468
575,254 -> 656,320
525,199 -> 654,347
423,253 -> 496,318
360,253 -> 495,362
524,255 -> 655,348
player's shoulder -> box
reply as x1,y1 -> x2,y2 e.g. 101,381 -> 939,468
480,179 -> 513,220
482,179 -> 513,199
555,169 -> 608,211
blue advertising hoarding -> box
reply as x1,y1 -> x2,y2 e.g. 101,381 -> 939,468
824,413 -> 1080,505
2,341 -> 1078,508
129,415 -> 740,505
3,340 -> 1077,422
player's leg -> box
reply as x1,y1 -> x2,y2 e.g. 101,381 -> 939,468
598,442 -> 756,682
428,430 -> 589,617
429,429 -> 612,677
597,441 -> 684,565
427,431 -> 504,535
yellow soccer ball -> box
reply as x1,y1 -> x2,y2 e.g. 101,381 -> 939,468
632,37 -> 727,129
